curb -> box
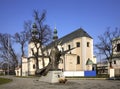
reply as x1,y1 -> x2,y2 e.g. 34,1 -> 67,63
66,78 -> 108,80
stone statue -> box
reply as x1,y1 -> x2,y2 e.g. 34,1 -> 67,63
37,41 -> 75,76
49,45 -> 62,70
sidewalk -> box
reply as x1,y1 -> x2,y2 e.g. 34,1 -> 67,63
0,76 -> 120,89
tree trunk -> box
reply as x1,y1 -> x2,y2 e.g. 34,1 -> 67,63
40,47 -> 45,68
42,53 -> 45,67
36,57 -> 39,70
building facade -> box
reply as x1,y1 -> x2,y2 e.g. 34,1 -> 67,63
22,27 -> 96,76
107,37 -> 120,69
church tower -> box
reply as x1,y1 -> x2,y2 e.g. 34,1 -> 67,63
31,23 -> 38,40
28,23 -> 40,57
53,27 -> 58,41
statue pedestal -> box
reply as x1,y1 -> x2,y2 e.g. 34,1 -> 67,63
110,68 -> 115,78
39,70 -> 64,83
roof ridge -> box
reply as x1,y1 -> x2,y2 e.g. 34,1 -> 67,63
59,27 -> 92,41
47,28 -> 92,48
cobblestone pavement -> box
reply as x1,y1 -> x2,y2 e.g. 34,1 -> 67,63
0,76 -> 120,89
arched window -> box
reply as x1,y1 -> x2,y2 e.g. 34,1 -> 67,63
33,64 -> 35,69
117,43 -> 120,52
114,60 -> 116,64
87,42 -> 90,47
68,45 -> 71,50
77,56 -> 80,64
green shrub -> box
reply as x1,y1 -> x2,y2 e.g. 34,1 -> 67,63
96,74 -> 109,78
0,72 -> 5,76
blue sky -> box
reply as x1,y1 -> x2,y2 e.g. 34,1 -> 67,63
0,0 -> 120,45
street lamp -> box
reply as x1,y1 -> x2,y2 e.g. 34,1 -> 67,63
7,34 -> 10,75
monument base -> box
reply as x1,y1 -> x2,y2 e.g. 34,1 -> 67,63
39,70 -> 64,83
110,68 -> 115,78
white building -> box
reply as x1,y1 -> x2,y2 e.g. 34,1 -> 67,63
108,37 -> 120,78
112,37 -> 120,69
22,25 -> 96,76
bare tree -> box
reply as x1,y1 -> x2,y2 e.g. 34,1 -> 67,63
25,10 -> 52,74
13,28 -> 31,76
0,33 -> 18,73
13,30 -> 30,57
95,28 -> 120,68
13,25 -> 31,60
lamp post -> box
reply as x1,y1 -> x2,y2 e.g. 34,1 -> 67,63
7,34 -> 10,75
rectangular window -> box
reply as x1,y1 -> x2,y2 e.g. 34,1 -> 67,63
76,42 -> 80,47
117,43 -> 120,52
87,42 -> 90,47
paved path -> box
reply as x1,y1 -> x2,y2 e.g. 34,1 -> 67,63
0,76 -> 120,89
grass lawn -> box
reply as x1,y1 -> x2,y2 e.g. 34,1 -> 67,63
15,75 -> 37,78
0,77 -> 12,85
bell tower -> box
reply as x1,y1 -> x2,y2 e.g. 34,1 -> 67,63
28,23 -> 39,57
53,27 -> 58,41
31,23 -> 38,39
